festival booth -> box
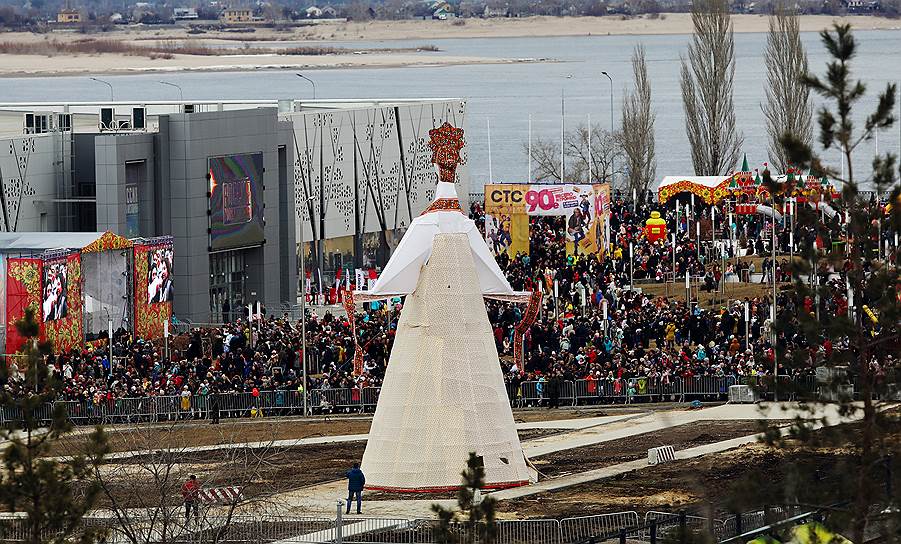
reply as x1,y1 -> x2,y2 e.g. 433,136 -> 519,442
657,176 -> 738,205
483,183 -> 611,258
657,156 -> 839,218
0,232 -> 173,356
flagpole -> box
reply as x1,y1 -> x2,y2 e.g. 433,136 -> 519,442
588,113 -> 592,182
487,118 -> 493,185
528,114 -> 532,182
560,88 -> 565,183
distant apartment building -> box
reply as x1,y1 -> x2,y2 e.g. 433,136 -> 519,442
173,7 -> 199,19
220,8 -> 253,23
56,8 -> 83,23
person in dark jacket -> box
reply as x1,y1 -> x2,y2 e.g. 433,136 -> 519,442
345,462 -> 365,514
209,390 -> 220,425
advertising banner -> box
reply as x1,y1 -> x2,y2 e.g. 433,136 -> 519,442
484,213 -> 529,257
484,184 -> 611,257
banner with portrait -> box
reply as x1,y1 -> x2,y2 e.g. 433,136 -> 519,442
42,257 -> 69,322
43,253 -> 83,352
484,212 -> 529,257
147,246 -> 174,304
134,237 -> 173,340
484,183 -> 611,257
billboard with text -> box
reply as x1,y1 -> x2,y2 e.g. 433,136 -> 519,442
484,184 -> 610,257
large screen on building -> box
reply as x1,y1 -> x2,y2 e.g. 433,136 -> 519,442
42,260 -> 68,322
208,153 -> 264,250
147,247 -> 173,304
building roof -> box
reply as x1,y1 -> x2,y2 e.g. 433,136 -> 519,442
0,232 -> 108,252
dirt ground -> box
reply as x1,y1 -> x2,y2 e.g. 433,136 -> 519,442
96,441 -> 367,509
497,444 -> 838,520
517,428 -> 569,441
533,420 -> 771,478
52,417 -> 374,456
498,410 -> 901,520
641,281 -> 790,308
53,406 -> 660,455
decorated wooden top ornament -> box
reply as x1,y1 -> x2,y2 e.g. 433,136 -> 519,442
428,122 -> 465,184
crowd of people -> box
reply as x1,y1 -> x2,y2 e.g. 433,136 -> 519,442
3,191 -> 896,413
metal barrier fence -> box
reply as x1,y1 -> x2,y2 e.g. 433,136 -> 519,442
0,507 -> 822,544
0,374 -> 842,427
560,512 -> 641,543
513,375 -> 818,406
645,510 -> 729,541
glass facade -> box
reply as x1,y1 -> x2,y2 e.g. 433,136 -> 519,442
209,250 -> 246,323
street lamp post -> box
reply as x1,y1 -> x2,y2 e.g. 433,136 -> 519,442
296,73 -> 317,100
300,195 -> 315,417
771,196 -> 778,401
90,77 -> 114,101
601,71 -> 614,189
158,81 -> 184,101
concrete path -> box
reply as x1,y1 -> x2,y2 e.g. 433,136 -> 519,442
522,402 -> 847,458
274,480 -> 456,519
276,517 -> 409,544
98,433 -> 366,461
516,414 -> 638,430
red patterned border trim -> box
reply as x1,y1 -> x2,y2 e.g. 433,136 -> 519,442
365,480 -> 529,493
513,290 -> 542,369
420,198 -> 462,215
81,231 -> 134,253
341,289 -> 363,376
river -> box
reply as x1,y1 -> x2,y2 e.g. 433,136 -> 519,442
0,28 -> 898,190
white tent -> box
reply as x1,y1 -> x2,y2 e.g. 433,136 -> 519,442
358,180 -> 533,492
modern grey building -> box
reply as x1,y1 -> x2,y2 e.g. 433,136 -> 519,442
0,99 -> 467,323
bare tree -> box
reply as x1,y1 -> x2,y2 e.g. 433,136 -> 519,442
70,419 -> 292,544
620,45 -> 657,202
762,1 -> 812,172
524,124 -> 624,185
680,0 -> 744,176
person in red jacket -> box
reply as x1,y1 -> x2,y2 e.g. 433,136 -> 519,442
181,475 -> 201,522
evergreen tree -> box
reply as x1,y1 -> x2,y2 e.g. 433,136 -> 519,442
432,452 -> 499,544
753,23 -> 901,544
0,306 -> 109,544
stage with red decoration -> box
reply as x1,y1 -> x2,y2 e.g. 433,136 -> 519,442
1,232 -> 173,355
